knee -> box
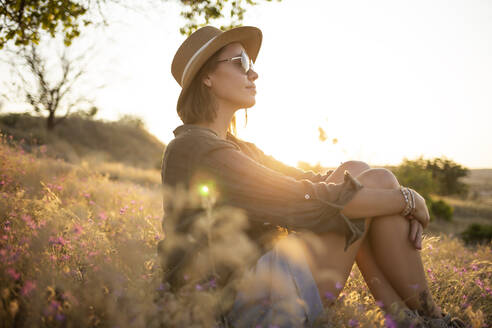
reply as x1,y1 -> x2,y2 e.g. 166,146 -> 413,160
363,217 -> 373,238
362,168 -> 400,189
339,160 -> 371,177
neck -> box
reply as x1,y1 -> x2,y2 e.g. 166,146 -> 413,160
196,102 -> 238,139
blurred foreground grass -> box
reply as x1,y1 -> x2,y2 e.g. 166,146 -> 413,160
0,133 -> 490,327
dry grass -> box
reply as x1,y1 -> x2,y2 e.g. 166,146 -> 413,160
0,132 -> 490,327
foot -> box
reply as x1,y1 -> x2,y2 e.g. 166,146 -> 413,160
386,308 -> 426,328
419,310 -> 467,328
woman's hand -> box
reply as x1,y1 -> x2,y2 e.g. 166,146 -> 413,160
405,188 -> 430,229
408,219 -> 423,250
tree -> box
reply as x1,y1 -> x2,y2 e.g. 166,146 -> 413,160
393,156 -> 436,199
0,0 -> 89,49
0,0 -> 283,49
178,0 -> 283,36
3,40 -> 102,131
425,157 -> 469,197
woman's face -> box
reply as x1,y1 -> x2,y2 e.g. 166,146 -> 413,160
203,42 -> 258,110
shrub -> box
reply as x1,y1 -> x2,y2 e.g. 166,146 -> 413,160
393,157 -> 436,199
426,157 -> 469,197
430,199 -> 454,222
460,223 -> 492,246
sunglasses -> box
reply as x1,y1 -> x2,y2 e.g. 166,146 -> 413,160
216,50 -> 255,74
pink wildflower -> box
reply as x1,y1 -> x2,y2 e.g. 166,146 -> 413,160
7,268 -> 20,280
73,224 -> 83,235
119,205 -> 129,215
348,318 -> 359,327
335,281 -> 343,290
49,236 -> 67,246
21,214 -> 37,229
21,281 -> 36,296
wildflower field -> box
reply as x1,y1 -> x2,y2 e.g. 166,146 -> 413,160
0,133 -> 490,327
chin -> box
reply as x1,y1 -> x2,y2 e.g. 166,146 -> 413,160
242,97 -> 256,108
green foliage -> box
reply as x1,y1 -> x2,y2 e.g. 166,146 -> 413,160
393,156 -> 470,198
393,157 -> 436,199
176,0 -> 283,36
0,0 -> 88,49
430,199 -> 454,222
393,156 -> 471,222
1,0 -> 284,49
460,223 -> 492,246
426,157 -> 470,197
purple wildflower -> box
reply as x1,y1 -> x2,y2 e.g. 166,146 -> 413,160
324,291 -> 336,302
384,314 -> 397,328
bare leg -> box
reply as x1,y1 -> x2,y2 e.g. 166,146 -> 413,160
353,168 -> 443,318
295,161 -> 385,308
355,227 -> 409,315
299,161 -> 442,318
297,227 -> 367,308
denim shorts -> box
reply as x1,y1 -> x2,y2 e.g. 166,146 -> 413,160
224,233 -> 324,328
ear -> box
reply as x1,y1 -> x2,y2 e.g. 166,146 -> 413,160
202,75 -> 212,88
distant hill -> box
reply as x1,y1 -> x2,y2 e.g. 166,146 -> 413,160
0,113 -> 166,170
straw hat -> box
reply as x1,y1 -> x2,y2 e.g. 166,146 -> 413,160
171,25 -> 262,114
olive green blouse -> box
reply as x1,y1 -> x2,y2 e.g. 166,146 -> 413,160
160,124 -> 366,256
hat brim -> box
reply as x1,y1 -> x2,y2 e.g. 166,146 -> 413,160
177,26 -> 262,114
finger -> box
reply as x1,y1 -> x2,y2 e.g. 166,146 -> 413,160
409,219 -> 418,242
416,223 -> 423,250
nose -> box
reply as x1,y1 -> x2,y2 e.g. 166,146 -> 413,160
247,68 -> 258,81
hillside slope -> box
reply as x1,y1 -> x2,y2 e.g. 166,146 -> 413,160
0,113 -> 165,170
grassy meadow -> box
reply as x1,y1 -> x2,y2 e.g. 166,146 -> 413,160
0,131 -> 491,327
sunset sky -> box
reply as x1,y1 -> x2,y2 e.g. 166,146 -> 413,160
1,0 -> 491,169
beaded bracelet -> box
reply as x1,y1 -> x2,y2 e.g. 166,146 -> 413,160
399,186 -> 415,217
408,188 -> 417,216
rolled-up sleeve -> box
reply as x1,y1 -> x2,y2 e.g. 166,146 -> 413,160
196,146 -> 366,252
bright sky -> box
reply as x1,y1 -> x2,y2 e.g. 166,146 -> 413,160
1,0 -> 491,169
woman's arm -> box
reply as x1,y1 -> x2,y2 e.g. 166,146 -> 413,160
227,135 -> 332,182
341,188 -> 406,219
342,185 -> 430,229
